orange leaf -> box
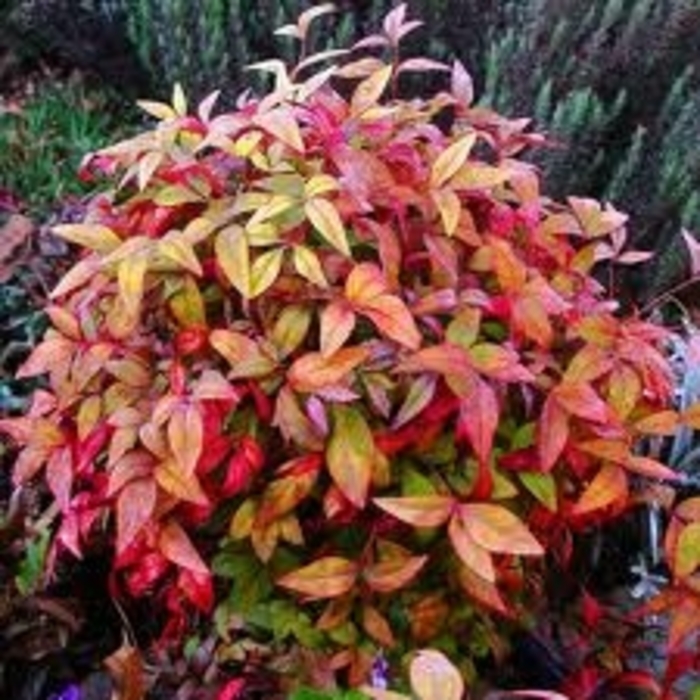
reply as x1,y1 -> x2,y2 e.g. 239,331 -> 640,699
363,555 -> 428,593
373,496 -> 455,528
288,346 -> 369,393
362,605 -> 395,648
448,513 -> 495,582
681,403 -> 700,429
277,556 -> 359,599
607,365 -> 642,420
320,301 -> 356,357
460,503 -> 543,555
573,464 -> 628,516
489,238 -> 527,293
359,295 -> 422,350
158,520 -> 209,574
167,403 -> 203,475
345,262 -> 389,303
554,381 -> 610,423
513,295 -> 552,348
104,644 -> 145,700
538,394 -> 569,472
256,462 -> 320,526
326,405 -> 375,508
634,410 -> 679,436
116,478 -> 157,554
564,345 -> 613,383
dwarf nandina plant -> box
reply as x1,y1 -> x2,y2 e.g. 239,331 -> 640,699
3,3 -> 700,696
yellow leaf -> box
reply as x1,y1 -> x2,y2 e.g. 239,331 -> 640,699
430,132 -> 477,188
230,498 -> 257,540
451,162 -> 510,190
155,459 -> 208,505
137,151 -> 162,191
305,174 -> 339,199
305,198 -> 350,256
216,225 -> 251,297
351,65 -> 393,115
158,238 -> 202,275
137,100 -> 177,121
172,82 -> 187,116
250,247 -> 284,297
431,188 -> 461,236
271,305 -> 312,357
293,245 -> 329,287
118,253 -> 149,318
53,223 -> 122,253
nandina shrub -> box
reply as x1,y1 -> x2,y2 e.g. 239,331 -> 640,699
3,4 -> 700,696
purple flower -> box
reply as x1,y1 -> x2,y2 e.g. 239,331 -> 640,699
370,652 -> 390,689
49,683 -> 81,700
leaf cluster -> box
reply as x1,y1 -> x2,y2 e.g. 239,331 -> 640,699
2,4 -> 700,696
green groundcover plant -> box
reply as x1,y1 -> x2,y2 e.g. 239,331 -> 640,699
3,4 -> 700,698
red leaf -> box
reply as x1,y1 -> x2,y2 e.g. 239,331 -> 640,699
218,679 -> 246,700
158,520 -> 209,575
45,446 -> 73,511
457,378 -> 499,464
178,568 -> 214,612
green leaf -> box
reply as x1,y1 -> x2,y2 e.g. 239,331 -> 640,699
519,472 -> 557,511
